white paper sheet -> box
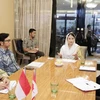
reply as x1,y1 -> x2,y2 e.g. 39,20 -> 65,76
48,57 -> 54,60
66,77 -> 100,91
26,62 -> 44,69
0,80 -> 16,94
62,59 -> 77,63
79,66 -> 96,71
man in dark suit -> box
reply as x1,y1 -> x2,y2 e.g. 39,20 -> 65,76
86,25 -> 93,56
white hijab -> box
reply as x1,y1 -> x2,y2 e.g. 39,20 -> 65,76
60,33 -> 79,59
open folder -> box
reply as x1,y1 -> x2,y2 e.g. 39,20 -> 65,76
66,77 -> 100,91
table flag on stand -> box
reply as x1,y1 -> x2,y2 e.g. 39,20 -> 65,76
32,69 -> 38,100
15,69 -> 31,100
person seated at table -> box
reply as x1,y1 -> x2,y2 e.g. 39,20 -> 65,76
0,69 -> 10,90
58,32 -> 83,60
96,75 -> 100,96
0,33 -> 20,75
23,28 -> 44,62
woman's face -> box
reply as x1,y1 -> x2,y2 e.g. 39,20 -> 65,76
67,35 -> 75,46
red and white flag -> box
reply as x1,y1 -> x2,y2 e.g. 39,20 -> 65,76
32,70 -> 38,100
15,69 -> 31,100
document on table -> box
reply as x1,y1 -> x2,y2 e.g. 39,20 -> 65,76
62,59 -> 77,63
26,62 -> 45,69
48,57 -> 54,60
79,66 -> 96,71
0,80 -> 16,94
66,77 -> 100,91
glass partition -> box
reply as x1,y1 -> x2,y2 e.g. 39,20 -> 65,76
55,0 -> 77,55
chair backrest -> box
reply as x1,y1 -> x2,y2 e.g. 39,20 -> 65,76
80,46 -> 87,58
12,39 -> 25,59
13,39 -> 24,54
12,39 -> 30,64
16,39 -> 24,53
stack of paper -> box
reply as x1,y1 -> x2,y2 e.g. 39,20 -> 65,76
62,59 -> 77,63
79,66 -> 96,71
66,77 -> 100,91
25,62 -> 44,69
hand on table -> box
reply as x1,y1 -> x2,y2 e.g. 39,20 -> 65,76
28,48 -> 39,53
73,54 -> 78,60
0,78 -> 10,90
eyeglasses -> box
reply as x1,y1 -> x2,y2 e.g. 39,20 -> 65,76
4,39 -> 11,42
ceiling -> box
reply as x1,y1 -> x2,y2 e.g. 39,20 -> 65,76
57,0 -> 100,11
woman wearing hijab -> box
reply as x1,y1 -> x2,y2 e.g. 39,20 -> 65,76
58,32 -> 82,60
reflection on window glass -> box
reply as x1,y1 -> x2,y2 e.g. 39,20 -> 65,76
55,1 -> 77,56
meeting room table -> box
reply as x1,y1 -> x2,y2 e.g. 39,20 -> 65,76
0,57 -> 97,100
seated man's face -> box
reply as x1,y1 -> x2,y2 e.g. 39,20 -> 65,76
3,36 -> 11,48
31,31 -> 36,38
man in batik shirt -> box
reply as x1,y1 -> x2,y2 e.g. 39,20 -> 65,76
0,33 -> 20,75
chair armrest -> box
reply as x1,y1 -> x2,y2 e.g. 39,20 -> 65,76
15,50 -> 24,58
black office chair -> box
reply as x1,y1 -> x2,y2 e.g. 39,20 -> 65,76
12,39 -> 30,65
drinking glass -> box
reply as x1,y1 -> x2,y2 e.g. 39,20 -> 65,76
81,58 -> 85,65
8,87 -> 16,100
51,82 -> 58,98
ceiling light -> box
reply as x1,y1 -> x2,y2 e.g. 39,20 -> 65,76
86,2 -> 97,9
82,0 -> 85,1
71,0 -> 73,8
86,0 -> 93,2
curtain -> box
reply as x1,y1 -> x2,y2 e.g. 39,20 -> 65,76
14,0 -> 52,56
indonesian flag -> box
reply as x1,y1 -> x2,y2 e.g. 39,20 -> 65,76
32,70 -> 38,100
15,69 -> 31,100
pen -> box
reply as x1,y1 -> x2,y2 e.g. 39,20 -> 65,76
86,83 -> 89,85
86,82 -> 96,88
